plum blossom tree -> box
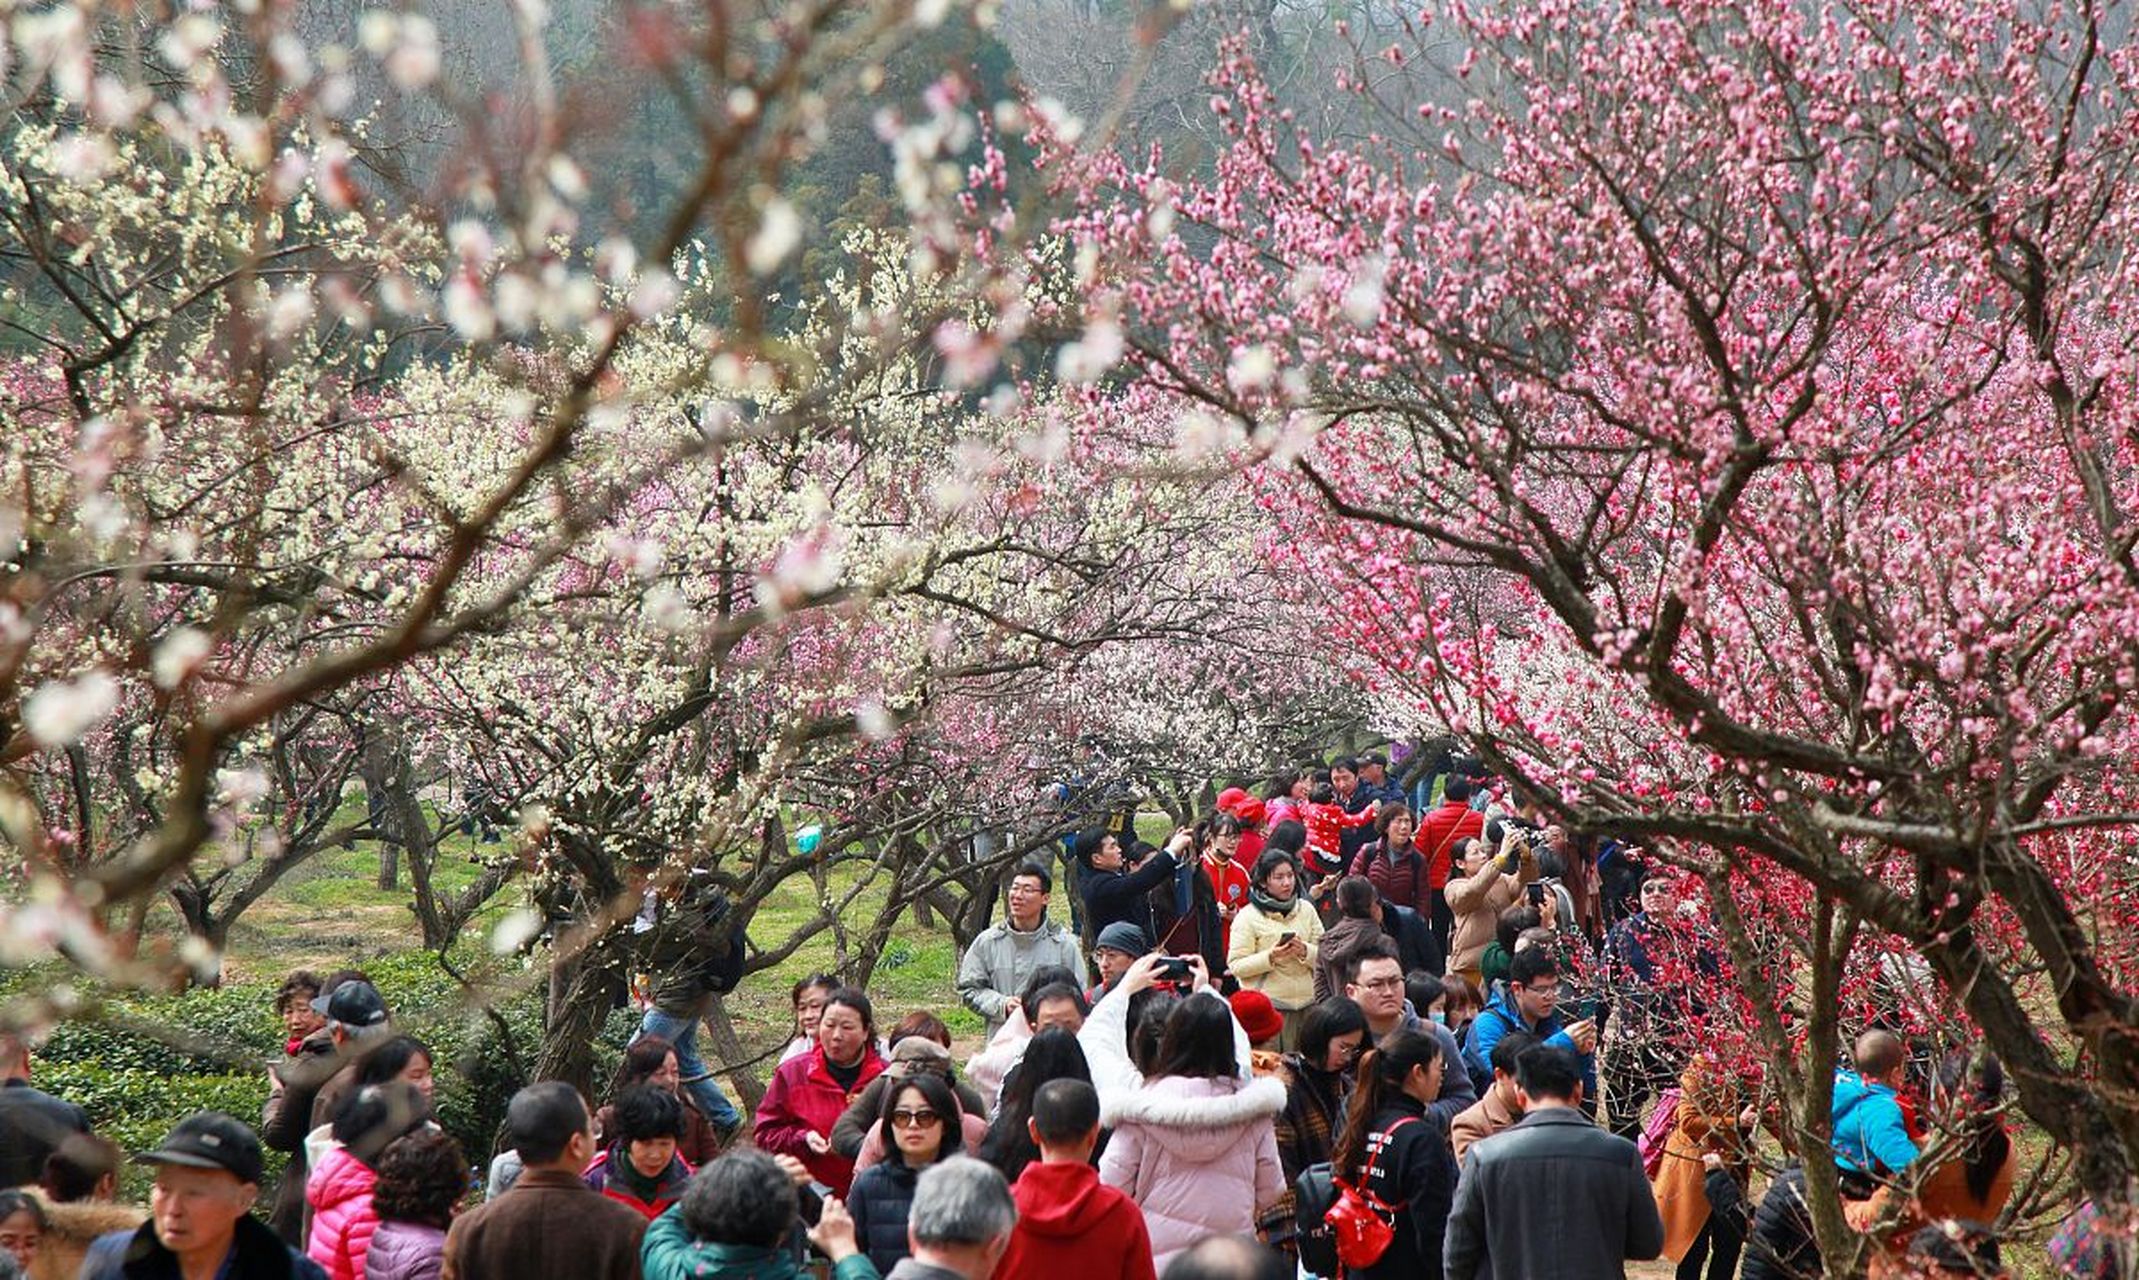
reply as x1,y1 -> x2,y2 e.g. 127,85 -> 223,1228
1045,0 -> 2139,1258
0,0 -> 1224,1001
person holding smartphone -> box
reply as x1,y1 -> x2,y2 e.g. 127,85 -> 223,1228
1445,828 -> 1540,993
1226,851 -> 1325,1049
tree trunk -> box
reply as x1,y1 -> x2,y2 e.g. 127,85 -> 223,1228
701,993 -> 769,1116
376,843 -> 399,891
534,927 -> 630,1098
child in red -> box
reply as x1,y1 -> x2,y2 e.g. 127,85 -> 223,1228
1301,786 -> 1376,879
999,1079 -> 1155,1280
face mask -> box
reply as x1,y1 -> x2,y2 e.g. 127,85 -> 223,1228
1428,1010 -> 1447,1025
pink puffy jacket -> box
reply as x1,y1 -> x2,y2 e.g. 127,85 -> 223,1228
306,1146 -> 382,1280
1098,1073 -> 1287,1272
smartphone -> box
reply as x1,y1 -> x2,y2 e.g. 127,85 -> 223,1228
1277,931 -> 1297,946
1525,883 -> 1545,907
1154,956 -> 1193,982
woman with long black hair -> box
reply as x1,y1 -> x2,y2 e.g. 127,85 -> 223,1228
978,1028 -> 1093,1185
1329,1029 -> 1460,1280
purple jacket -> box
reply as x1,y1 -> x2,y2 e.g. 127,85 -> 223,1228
1098,1073 -> 1286,1272
362,1221 -> 445,1280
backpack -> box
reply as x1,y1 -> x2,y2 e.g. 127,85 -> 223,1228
1295,1162 -> 1341,1277
1637,1086 -> 1681,1179
1326,1117 -> 1422,1271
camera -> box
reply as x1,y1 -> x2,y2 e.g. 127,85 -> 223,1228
1154,956 -> 1193,982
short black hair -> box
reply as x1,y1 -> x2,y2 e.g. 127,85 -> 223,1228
1011,862 -> 1052,894
1018,966 -> 1085,1017
1330,756 -> 1358,774
1443,775 -> 1474,803
1073,830 -> 1111,865
1030,1078 -> 1099,1145
1508,947 -> 1560,989
1343,939 -> 1401,987
1025,982 -> 1089,1023
611,1084 -> 685,1145
508,1081 -> 590,1165
1514,1044 -> 1583,1101
1489,1030 -> 1539,1076
680,1150 -> 797,1248
41,1133 -> 123,1202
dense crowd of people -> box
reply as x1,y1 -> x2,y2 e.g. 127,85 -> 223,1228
0,753 -> 2087,1279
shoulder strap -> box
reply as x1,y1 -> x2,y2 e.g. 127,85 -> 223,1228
1359,1115 -> 1423,1188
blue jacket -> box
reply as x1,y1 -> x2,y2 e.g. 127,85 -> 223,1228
1831,1071 -> 1919,1176
1463,988 -> 1596,1097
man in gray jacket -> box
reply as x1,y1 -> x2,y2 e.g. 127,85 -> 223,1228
1444,1043 -> 1663,1280
957,863 -> 1088,1038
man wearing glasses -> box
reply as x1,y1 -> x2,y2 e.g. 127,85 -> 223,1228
1344,944 -> 1476,1124
957,862 -> 1088,1039
1464,948 -> 1599,1106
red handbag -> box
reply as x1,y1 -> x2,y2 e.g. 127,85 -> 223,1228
1325,1116 -> 1419,1271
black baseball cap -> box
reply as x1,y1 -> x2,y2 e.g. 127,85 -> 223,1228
310,980 -> 389,1028
135,1112 -> 264,1184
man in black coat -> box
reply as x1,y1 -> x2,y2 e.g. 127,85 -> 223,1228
0,1032 -> 90,1187
1443,1044 -> 1663,1280
1075,829 -> 1187,945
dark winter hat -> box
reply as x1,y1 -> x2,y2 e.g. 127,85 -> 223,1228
311,979 -> 389,1029
135,1112 -> 264,1184
1093,922 -> 1150,957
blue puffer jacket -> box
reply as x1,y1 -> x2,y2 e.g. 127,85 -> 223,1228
1831,1071 -> 1919,1176
1462,987 -> 1596,1098
845,1156 -> 924,1275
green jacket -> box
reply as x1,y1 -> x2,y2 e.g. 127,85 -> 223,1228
641,1204 -> 882,1280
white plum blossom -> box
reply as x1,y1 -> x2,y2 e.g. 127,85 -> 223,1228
746,197 -> 803,275
23,672 -> 121,746
152,628 -> 214,689
1056,316 -> 1123,385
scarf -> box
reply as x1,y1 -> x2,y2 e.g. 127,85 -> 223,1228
1250,888 -> 1300,917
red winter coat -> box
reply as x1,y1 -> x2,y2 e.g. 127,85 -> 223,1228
1413,799 -> 1483,891
1000,1159 -> 1157,1280
306,1146 -> 381,1280
753,1045 -> 888,1197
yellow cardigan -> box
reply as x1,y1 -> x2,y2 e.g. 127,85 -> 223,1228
1228,897 -> 1325,1010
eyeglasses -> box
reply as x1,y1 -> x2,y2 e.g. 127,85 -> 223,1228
1520,983 -> 1559,998
1356,977 -> 1404,992
891,1109 -> 942,1128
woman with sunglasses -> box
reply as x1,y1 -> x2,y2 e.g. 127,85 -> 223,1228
845,1073 -> 965,1275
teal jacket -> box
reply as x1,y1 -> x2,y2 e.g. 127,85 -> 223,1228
641,1204 -> 882,1280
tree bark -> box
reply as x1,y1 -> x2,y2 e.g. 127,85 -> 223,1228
534,925 -> 630,1098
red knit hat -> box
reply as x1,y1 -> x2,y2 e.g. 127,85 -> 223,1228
1228,989 -> 1285,1046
